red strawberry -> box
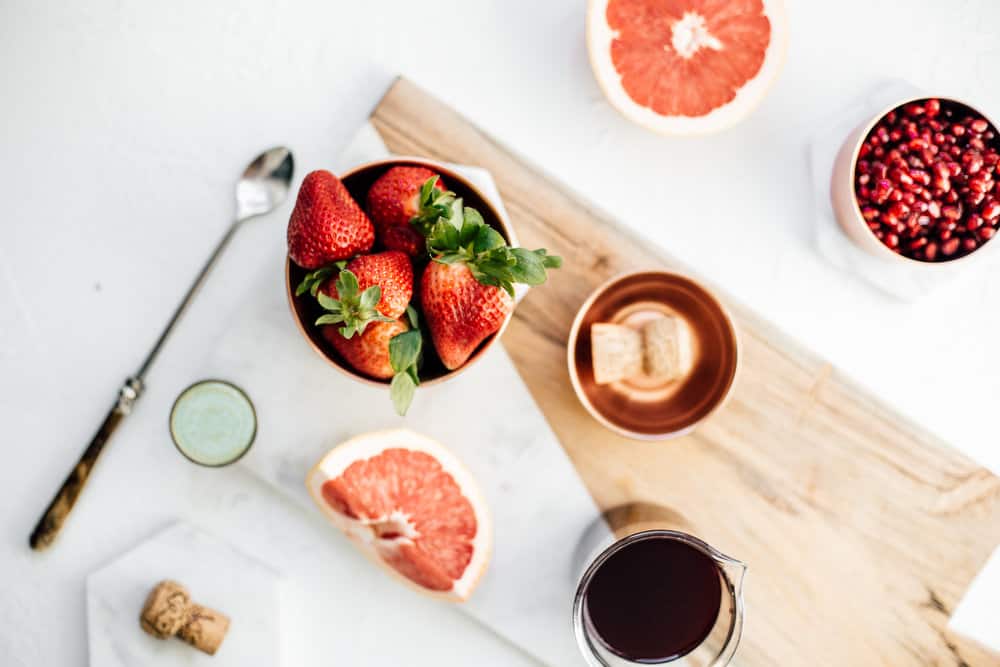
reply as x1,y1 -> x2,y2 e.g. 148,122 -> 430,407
323,318 -> 408,380
298,250 -> 413,339
288,170 -> 374,269
420,262 -> 513,370
323,251 -> 413,319
366,166 -> 448,255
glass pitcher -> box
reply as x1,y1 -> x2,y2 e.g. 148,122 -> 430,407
572,504 -> 747,666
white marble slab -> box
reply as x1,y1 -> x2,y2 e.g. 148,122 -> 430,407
87,522 -> 283,667
202,139 -> 608,667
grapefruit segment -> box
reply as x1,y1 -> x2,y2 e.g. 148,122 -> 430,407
588,0 -> 787,134
306,429 -> 491,602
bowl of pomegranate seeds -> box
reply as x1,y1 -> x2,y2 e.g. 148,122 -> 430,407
832,97 -> 1000,264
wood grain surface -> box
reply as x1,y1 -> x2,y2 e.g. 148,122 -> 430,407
371,78 -> 1000,666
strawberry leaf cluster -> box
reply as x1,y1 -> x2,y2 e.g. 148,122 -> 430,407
312,269 -> 393,339
413,177 -> 562,296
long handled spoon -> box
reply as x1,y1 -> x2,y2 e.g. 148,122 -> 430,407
29,146 -> 294,551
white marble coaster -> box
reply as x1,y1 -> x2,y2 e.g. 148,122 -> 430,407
200,128 -> 609,666
87,522 -> 282,667
806,80 -> 1000,301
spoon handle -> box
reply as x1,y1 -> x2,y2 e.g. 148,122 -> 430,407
29,378 -> 143,551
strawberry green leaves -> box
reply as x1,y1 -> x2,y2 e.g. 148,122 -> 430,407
388,311 -> 423,415
409,176 -> 458,238
296,265 -> 336,297
314,269 -> 393,339
416,176 -> 562,296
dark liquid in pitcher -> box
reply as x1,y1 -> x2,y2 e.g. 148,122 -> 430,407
584,537 -> 722,663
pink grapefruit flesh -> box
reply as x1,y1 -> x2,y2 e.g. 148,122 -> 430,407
588,0 -> 787,134
306,429 -> 491,602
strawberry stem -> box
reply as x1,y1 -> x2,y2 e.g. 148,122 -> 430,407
313,269 -> 393,338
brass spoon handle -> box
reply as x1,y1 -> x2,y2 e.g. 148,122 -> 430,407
29,378 -> 143,551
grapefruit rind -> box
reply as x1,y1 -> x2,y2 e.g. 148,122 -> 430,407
586,0 -> 789,135
305,429 -> 492,602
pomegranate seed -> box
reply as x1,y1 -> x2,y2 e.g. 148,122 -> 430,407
889,202 -> 910,219
890,168 -> 913,186
952,124 -> 966,137
942,238 -> 961,255
963,238 -> 979,252
982,200 -> 1000,219
925,242 -> 938,260
980,227 -> 997,240
905,103 -> 925,117
873,179 -> 893,204
970,177 -> 990,194
909,237 -> 928,250
928,201 -> 942,218
963,152 -> 984,174
966,214 -> 984,230
926,99 -> 941,116
971,119 -> 989,133
858,173 -> 871,186
942,205 -> 963,220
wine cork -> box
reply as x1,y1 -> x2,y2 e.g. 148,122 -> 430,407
177,603 -> 231,656
591,323 -> 643,385
140,580 -> 191,639
140,580 -> 230,655
641,314 -> 693,381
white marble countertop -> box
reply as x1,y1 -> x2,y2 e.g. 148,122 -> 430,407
2,1 -> 999,665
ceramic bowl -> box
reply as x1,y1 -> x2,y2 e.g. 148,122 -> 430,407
286,157 -> 517,387
567,270 -> 739,440
831,95 -> 1000,266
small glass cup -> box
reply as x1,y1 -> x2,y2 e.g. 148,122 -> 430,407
573,505 -> 746,666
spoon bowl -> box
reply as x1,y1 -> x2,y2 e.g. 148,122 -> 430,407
237,146 -> 295,222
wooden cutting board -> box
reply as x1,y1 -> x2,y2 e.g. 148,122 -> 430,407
371,78 -> 1000,666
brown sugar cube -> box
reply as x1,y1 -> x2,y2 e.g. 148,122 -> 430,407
591,323 -> 643,385
641,314 -> 693,381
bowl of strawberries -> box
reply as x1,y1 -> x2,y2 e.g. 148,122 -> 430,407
285,158 -> 561,415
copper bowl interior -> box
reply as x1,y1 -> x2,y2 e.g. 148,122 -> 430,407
285,158 -> 513,387
569,271 -> 738,439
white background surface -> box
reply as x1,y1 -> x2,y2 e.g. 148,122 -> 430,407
2,1 -> 999,665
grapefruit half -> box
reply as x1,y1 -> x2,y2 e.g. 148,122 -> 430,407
587,0 -> 788,135
306,429 -> 491,602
